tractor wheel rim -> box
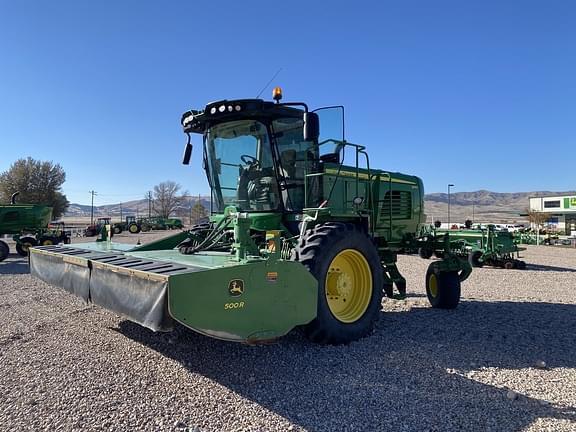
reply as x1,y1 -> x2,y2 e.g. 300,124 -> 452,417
42,240 -> 53,246
429,273 -> 438,298
325,249 -> 372,323
22,243 -> 32,252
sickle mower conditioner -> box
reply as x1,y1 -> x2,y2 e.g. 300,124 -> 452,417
30,89 -> 471,344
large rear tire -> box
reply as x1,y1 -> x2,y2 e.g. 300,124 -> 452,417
425,265 -> 461,309
16,236 -> 38,257
0,240 -> 9,262
128,223 -> 141,234
113,225 -> 122,234
292,222 -> 384,344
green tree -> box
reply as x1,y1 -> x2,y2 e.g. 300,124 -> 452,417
0,157 -> 69,218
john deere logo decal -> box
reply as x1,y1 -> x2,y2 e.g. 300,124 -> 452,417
228,279 -> 244,297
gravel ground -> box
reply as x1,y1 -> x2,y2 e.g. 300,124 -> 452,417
0,234 -> 575,431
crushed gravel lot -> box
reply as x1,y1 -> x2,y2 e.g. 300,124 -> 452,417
1,233 -> 575,431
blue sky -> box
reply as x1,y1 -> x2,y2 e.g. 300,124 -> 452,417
1,1 -> 574,205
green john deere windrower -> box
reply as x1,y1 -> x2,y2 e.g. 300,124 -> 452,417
30,88 -> 471,344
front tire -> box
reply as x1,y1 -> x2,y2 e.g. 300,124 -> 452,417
293,222 -> 384,344
16,236 -> 38,256
0,240 -> 9,262
503,259 -> 515,270
468,250 -> 484,268
40,237 -> 55,246
418,247 -> 433,259
425,265 -> 461,309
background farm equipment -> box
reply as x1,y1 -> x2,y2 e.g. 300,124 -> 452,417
112,216 -> 184,234
30,89 -> 472,345
165,217 -> 184,229
85,217 -> 113,237
13,222 -> 71,257
418,225 -> 526,269
138,217 -> 184,231
139,217 -> 166,232
112,216 -> 141,234
0,193 -> 70,261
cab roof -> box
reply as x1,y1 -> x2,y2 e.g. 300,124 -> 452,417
181,99 -> 305,134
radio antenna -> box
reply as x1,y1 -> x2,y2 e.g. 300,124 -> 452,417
255,68 -> 282,98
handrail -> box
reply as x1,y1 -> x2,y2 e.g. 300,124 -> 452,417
305,139 -> 372,216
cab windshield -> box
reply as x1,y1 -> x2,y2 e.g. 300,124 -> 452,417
205,120 -> 279,212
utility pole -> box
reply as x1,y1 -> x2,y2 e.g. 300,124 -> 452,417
89,190 -> 97,225
447,184 -> 454,228
148,191 -> 152,218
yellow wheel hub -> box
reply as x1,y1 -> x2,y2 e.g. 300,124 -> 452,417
428,273 -> 438,298
41,239 -> 53,246
325,249 -> 372,323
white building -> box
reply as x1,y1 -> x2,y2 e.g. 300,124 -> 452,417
529,195 -> 576,235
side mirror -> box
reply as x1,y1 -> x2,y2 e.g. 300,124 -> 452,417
303,112 -> 319,142
182,142 -> 193,165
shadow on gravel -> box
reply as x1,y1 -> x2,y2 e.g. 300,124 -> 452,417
525,263 -> 576,272
0,255 -> 30,275
117,300 -> 576,432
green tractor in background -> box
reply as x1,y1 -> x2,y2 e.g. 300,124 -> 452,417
112,216 -> 141,234
0,193 -> 70,261
30,89 -> 471,344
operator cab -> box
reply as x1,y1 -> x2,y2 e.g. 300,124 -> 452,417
181,89 -> 344,214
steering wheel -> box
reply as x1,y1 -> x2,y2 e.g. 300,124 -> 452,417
240,155 -> 260,168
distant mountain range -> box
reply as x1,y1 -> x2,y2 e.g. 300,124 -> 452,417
65,196 -> 211,219
423,190 -> 576,223
65,190 -> 576,223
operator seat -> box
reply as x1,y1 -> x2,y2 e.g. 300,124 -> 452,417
279,149 -> 297,178
279,149 -> 306,211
